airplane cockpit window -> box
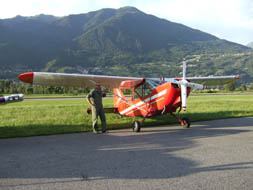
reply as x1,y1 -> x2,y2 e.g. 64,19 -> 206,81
134,82 -> 152,100
146,79 -> 160,89
172,83 -> 180,88
143,83 -> 152,97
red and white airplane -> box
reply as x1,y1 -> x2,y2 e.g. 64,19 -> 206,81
18,59 -> 239,132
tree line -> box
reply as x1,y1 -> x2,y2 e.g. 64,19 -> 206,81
1,80 -> 253,96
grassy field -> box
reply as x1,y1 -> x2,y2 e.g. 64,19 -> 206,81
0,95 -> 253,138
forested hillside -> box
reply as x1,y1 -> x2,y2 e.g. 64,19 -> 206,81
0,7 -> 252,83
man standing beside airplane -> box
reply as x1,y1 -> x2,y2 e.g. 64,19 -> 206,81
87,83 -> 107,134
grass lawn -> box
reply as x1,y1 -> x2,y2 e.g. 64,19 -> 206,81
0,95 -> 253,138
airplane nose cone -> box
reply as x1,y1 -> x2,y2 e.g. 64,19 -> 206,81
18,72 -> 34,84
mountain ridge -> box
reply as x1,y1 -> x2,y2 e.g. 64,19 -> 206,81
0,6 -> 252,83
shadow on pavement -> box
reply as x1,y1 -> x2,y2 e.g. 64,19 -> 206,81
0,117 -> 253,188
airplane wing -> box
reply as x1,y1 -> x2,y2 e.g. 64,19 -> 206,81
19,72 -> 240,89
186,75 -> 240,86
18,72 -> 142,89
162,75 -> 240,87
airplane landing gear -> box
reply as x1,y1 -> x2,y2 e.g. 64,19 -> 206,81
170,113 -> 191,128
132,116 -> 147,132
181,117 -> 191,128
132,120 -> 141,132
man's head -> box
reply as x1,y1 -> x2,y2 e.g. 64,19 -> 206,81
95,83 -> 101,91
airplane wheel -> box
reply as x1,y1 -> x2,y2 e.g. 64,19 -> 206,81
182,118 -> 191,128
132,120 -> 141,132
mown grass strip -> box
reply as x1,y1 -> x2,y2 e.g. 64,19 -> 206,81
0,95 -> 253,138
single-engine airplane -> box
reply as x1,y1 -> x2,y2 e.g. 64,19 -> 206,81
0,94 -> 24,105
18,59 -> 239,132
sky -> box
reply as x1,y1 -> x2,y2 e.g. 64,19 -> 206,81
0,0 -> 253,45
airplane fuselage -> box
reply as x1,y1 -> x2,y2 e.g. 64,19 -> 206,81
114,82 -> 190,117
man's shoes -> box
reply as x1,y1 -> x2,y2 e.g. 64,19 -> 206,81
93,129 -> 99,134
102,129 -> 108,133
93,129 -> 108,134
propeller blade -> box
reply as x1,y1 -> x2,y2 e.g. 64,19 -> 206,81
183,58 -> 187,79
181,83 -> 187,111
186,82 -> 205,89
181,58 -> 187,111
170,79 -> 205,90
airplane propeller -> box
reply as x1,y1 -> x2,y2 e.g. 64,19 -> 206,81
166,58 -> 206,111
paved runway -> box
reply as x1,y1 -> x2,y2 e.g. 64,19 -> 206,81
1,117 -> 253,190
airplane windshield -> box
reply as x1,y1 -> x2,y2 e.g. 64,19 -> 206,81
146,79 -> 160,89
133,81 -> 153,100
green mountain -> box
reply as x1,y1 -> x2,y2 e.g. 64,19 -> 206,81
0,7 -> 252,83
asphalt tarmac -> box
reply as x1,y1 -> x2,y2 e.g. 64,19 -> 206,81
1,117 -> 253,190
